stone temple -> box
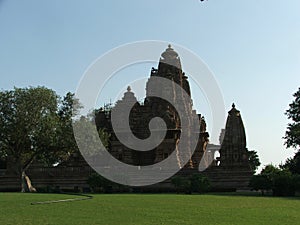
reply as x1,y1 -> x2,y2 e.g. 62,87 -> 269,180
0,45 -> 253,191
94,45 -> 253,190
95,44 -> 208,170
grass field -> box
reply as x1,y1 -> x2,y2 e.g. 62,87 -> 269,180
0,193 -> 299,225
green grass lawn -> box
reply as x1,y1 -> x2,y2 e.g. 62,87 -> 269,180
0,193 -> 299,225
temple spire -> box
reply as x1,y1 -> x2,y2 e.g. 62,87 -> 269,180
161,44 -> 179,61
219,104 -> 249,167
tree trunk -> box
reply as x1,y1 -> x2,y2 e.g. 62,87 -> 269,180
21,171 -> 36,193
7,155 -> 37,192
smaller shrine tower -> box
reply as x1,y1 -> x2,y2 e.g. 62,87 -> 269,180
205,103 -> 253,191
218,103 -> 250,168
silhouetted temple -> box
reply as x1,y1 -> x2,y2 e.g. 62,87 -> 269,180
219,103 -> 249,167
0,45 -> 253,192
94,45 -> 253,190
202,103 -> 253,190
95,45 -> 208,169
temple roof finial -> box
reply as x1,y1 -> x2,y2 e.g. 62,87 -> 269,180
232,103 -> 235,108
127,86 -> 131,92
161,44 -> 178,60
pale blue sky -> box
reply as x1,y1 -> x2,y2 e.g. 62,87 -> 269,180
1,0 -> 300,170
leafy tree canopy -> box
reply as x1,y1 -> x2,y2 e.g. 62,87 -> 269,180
283,87 -> 300,175
0,87 -> 80,191
284,87 -> 300,151
247,150 -> 261,173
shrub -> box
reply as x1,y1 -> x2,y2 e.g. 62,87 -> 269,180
171,176 -> 190,193
251,164 -> 300,197
87,173 -> 131,193
87,173 -> 112,193
272,170 -> 295,197
190,174 -> 210,193
249,174 -> 272,195
171,174 -> 210,194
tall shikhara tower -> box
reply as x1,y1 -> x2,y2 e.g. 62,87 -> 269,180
96,45 -> 209,169
219,103 -> 249,167
203,103 -> 253,191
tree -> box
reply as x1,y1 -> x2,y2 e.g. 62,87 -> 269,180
284,87 -> 300,151
46,92 -> 81,165
72,113 -> 111,160
281,151 -> 300,175
249,164 -> 279,195
0,87 -> 79,192
247,150 -> 261,173
283,87 -> 300,175
260,164 -> 281,180
249,174 -> 272,195
272,170 -> 295,196
251,164 -> 298,196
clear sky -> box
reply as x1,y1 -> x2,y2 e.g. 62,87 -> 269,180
1,0 -> 300,171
